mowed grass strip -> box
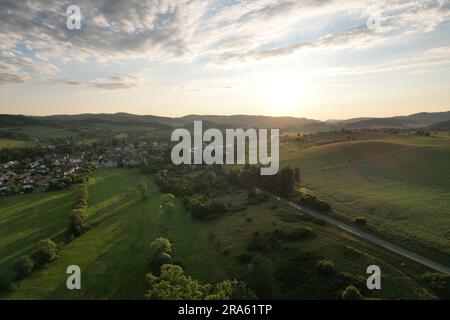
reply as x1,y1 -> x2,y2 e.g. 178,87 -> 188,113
2,169 -> 231,299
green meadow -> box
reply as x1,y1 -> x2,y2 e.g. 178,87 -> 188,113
2,126 -> 77,139
280,133 -> 450,265
0,168 -> 439,299
0,139 -> 34,148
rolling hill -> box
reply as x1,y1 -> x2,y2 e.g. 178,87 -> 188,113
338,111 -> 450,129
428,120 -> 450,131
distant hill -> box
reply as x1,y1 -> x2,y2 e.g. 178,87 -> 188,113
0,110 -> 449,132
428,120 -> 450,131
0,113 -> 322,131
340,111 -> 450,129
178,114 -> 320,129
0,115 -> 45,127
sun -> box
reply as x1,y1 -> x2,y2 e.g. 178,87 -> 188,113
261,74 -> 308,115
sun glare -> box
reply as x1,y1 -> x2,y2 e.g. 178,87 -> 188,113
261,75 -> 308,115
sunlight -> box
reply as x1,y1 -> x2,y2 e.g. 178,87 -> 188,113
261,74 -> 308,115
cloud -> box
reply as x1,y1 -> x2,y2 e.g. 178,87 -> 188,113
314,45 -> 450,78
0,0 -> 449,86
215,26 -> 376,63
65,74 -> 145,90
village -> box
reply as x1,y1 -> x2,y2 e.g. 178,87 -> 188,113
0,139 -> 169,196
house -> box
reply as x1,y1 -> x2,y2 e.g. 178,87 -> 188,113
123,158 -> 139,167
98,158 -> 118,168
21,184 -> 34,193
0,186 -> 11,195
69,152 -> 84,165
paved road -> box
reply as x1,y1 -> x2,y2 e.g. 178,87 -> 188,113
266,192 -> 450,275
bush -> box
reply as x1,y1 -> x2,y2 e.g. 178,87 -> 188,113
236,253 -> 253,264
230,281 -> 257,300
247,188 -> 269,205
13,255 -> 34,280
287,227 -> 316,240
354,217 -> 367,226
421,272 -> 450,299
342,285 -> 363,300
33,239 -> 58,267
185,195 -> 227,220
296,189 -> 331,211
247,236 -> 271,252
68,208 -> 88,237
316,259 -> 335,276
161,193 -> 176,205
248,255 -> 279,299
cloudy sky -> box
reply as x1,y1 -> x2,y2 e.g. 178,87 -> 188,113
0,0 -> 449,120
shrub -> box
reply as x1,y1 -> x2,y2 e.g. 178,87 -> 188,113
186,195 -> 227,220
33,239 -> 58,267
230,281 -> 258,300
342,285 -> 363,300
150,237 -> 172,257
287,227 -> 316,240
247,188 -> 269,205
161,193 -> 176,205
13,255 -> 34,280
137,181 -> 148,200
316,259 -> 335,276
354,217 -> 367,226
421,272 -> 450,299
247,236 -> 271,252
236,253 -> 253,264
270,228 -> 287,241
68,208 -> 88,237
248,255 -> 279,299
296,189 -> 331,211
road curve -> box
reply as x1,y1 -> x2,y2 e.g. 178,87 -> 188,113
266,192 -> 450,275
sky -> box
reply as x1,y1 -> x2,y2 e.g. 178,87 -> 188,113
0,0 -> 449,120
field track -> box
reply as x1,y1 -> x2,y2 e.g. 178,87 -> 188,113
265,192 -> 450,275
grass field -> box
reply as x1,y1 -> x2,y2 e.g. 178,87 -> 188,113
0,168 -> 439,299
1,169 -> 230,299
0,139 -> 34,148
2,126 -> 77,139
280,133 -> 450,265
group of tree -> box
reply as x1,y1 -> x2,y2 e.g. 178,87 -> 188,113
294,188 -> 331,212
182,195 -> 227,220
46,165 -> 93,192
0,238 -> 59,292
154,169 -> 229,220
138,155 -> 168,175
145,237 -> 256,300
224,165 -> 300,197
68,178 -> 90,237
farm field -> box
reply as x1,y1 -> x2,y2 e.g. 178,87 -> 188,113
0,139 -> 34,149
1,126 -> 77,139
280,133 -> 450,265
0,168 -> 438,299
